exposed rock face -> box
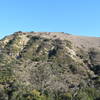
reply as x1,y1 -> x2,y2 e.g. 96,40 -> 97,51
0,32 -> 100,100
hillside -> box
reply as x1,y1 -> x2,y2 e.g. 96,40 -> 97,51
0,31 -> 100,100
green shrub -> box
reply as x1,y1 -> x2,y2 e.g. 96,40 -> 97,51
75,88 -> 100,100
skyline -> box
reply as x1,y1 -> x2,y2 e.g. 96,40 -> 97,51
0,0 -> 100,39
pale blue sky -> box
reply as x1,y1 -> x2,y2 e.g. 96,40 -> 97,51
0,0 -> 100,38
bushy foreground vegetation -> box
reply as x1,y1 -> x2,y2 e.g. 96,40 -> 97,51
0,85 -> 100,100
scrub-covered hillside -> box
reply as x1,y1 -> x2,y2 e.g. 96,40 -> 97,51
0,31 -> 100,100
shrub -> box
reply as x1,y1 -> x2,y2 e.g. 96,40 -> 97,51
62,92 -> 73,100
75,88 -> 100,100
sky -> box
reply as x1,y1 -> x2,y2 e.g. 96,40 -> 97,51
0,0 -> 100,38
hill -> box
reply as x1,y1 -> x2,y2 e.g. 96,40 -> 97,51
0,31 -> 100,100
